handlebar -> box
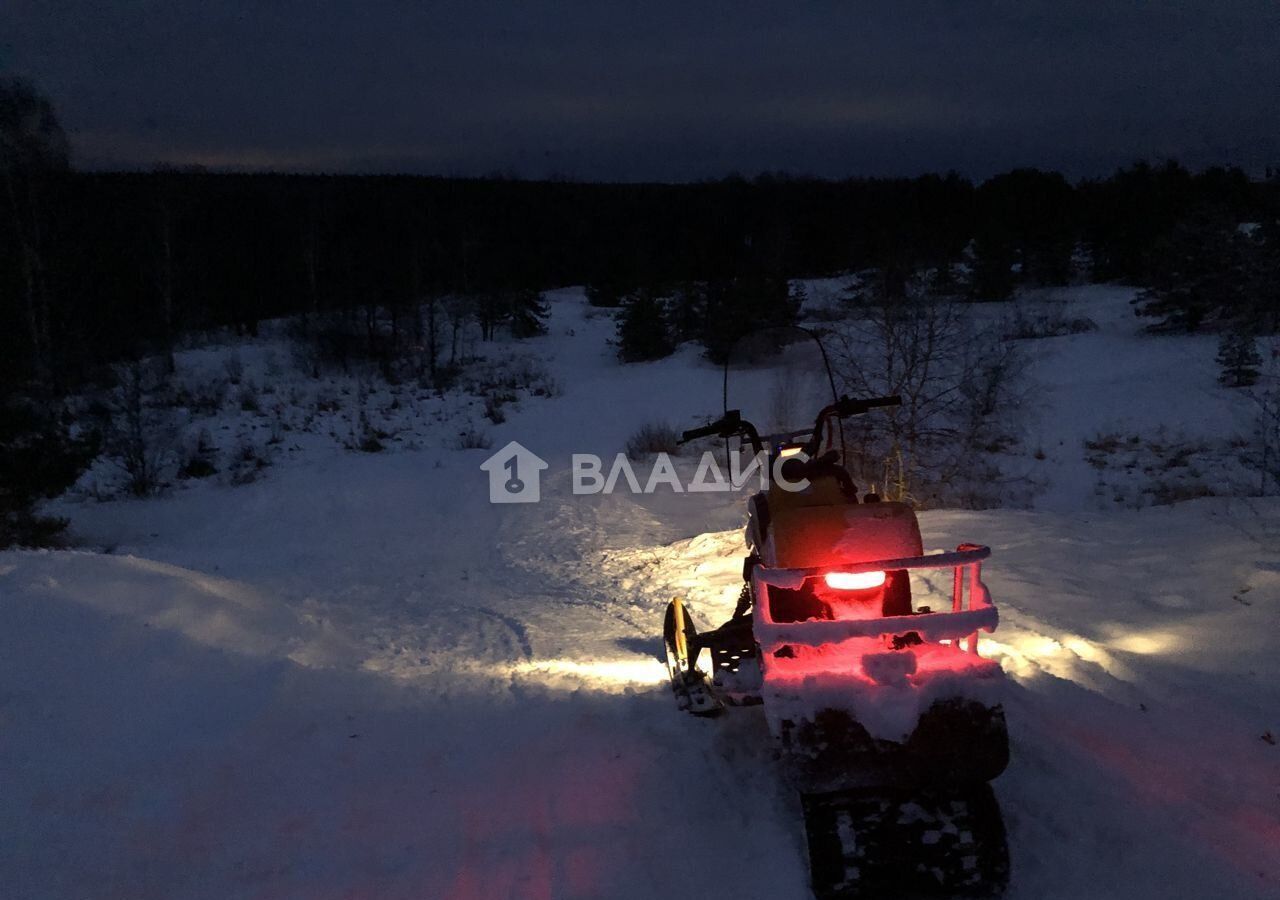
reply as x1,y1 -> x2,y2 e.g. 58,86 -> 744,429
679,422 -> 722,442
833,394 -> 901,417
804,394 -> 901,458
679,394 -> 899,460
679,410 -> 762,456
679,410 -> 739,443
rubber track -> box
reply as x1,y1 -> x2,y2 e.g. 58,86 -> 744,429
802,783 -> 1009,899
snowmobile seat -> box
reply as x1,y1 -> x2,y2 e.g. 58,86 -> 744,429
769,499 -> 922,570
748,470 -> 849,549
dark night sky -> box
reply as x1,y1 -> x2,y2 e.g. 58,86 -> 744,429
4,1 -> 1278,181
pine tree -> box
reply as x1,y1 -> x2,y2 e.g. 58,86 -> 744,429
1134,211 -> 1250,332
585,280 -> 626,308
969,230 -> 1016,301
927,258 -> 964,298
0,397 -> 96,547
1244,218 -> 1280,334
508,289 -> 549,338
667,282 -> 706,342
976,168 -> 1076,288
1217,328 -> 1262,387
699,275 -> 801,363
616,288 -> 674,362
471,288 -> 548,340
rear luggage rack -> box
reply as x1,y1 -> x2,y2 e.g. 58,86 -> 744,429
753,544 -> 997,655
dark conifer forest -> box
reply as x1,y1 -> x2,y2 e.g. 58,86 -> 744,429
4,75 -> 1277,395
3,75 -> 1280,542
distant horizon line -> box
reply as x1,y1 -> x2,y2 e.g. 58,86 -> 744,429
64,157 -> 1280,187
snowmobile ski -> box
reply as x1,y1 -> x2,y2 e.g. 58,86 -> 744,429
663,598 -> 725,716
670,669 -> 726,716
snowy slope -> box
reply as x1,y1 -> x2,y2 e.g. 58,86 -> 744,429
1014,285 -> 1253,511
2,286 -> 1278,899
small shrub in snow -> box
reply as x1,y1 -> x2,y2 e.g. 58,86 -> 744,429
176,378 -> 228,416
178,456 -> 218,479
426,362 -> 462,392
530,376 -> 562,398
1084,427 -> 1250,507
353,412 -> 386,453
291,339 -> 322,379
455,427 -> 493,450
223,352 -> 244,385
1147,481 -> 1215,506
178,428 -> 218,480
312,319 -> 364,373
264,351 -> 284,379
226,440 -> 270,485
238,384 -> 261,412
1084,432 -> 1125,466
581,304 -> 615,321
625,422 -> 682,460
465,355 -> 560,400
484,391 -> 516,424
1003,310 -> 1098,341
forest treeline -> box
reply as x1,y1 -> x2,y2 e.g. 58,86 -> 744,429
7,163 -> 1275,388
3,75 -> 1280,543
4,77 -> 1278,393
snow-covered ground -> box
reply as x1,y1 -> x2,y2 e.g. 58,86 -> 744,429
3,285 -> 1278,899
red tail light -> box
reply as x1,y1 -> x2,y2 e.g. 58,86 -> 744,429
824,571 -> 887,591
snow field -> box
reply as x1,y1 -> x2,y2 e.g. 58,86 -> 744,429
2,283 -> 1277,898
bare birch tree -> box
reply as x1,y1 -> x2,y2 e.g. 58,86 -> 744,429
829,291 -> 1027,506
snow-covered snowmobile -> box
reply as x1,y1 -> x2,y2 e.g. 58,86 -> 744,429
662,334 -> 1010,898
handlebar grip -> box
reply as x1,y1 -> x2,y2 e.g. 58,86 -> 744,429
864,395 -> 902,409
679,423 -> 721,443
835,394 -> 902,416
679,409 -> 742,444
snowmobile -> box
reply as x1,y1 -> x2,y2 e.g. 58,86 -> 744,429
662,332 -> 1010,898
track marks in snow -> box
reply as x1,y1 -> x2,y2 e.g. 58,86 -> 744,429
474,606 -> 534,660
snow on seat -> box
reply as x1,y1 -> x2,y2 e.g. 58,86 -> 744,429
766,500 -> 923,570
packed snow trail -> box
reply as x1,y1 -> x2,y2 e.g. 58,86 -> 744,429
0,483 -> 805,899
2,287 -> 1278,898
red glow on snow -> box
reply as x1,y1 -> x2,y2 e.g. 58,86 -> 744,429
824,570 -> 886,591
765,638 -> 1000,684
441,733 -> 650,899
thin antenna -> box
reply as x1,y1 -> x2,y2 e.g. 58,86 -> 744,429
721,323 -> 844,459
721,324 -> 840,414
